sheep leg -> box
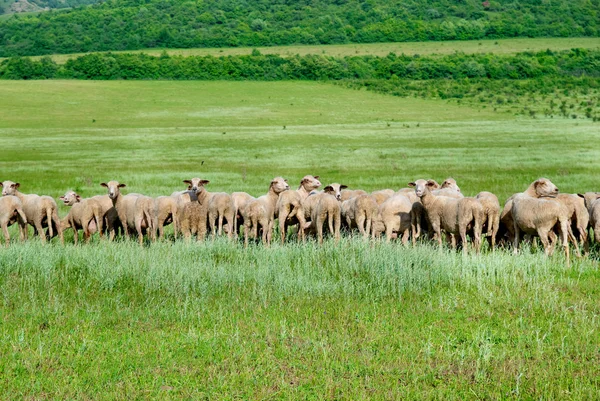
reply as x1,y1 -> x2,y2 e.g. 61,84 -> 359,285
266,219 -> 273,246
279,209 -> 289,244
317,215 -> 324,245
225,212 -> 234,239
135,219 -> 144,246
401,229 -> 410,246
296,209 -> 306,242
459,225 -> 468,254
34,220 -> 46,243
385,224 -> 393,243
334,213 -> 341,242
209,212 -> 217,238
327,213 -> 335,241
244,221 -> 250,248
46,208 -> 54,239
356,212 -> 366,238
2,222 -> 9,246
512,219 -> 520,255
567,225 -> 581,258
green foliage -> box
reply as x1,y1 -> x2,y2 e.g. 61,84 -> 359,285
0,0 -> 598,56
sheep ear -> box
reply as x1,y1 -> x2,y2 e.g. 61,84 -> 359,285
118,184 -> 126,188
100,183 -> 108,188
408,182 -> 416,187
0,182 -> 3,187
13,183 -> 20,189
76,195 -> 81,201
324,186 -> 333,192
59,196 -> 65,200
314,176 -> 320,180
200,180 -> 210,186
284,179 -> 288,183
426,180 -> 436,187
577,193 -> 585,198
183,180 -> 192,185
301,178 -> 307,184
340,185 -> 348,190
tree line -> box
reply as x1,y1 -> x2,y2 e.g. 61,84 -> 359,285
0,0 -> 598,56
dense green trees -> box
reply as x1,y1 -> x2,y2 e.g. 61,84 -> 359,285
0,0 -> 598,56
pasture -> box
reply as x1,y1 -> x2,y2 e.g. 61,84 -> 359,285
1,80 -> 600,399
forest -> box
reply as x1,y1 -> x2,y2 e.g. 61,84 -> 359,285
0,0 -> 598,56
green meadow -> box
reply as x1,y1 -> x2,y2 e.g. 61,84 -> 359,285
1,79 -> 600,399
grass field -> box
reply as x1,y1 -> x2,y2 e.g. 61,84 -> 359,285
14,37 -> 600,63
1,79 -> 600,399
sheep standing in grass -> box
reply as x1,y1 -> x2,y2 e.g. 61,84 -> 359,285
341,194 -> 378,238
276,175 -> 321,243
60,190 -> 103,244
206,189 -> 235,238
310,183 -> 346,243
476,191 -> 500,250
403,180 -> 440,241
154,195 -> 180,239
555,193 -> 589,255
578,192 -> 600,246
101,181 -> 154,245
231,192 -> 254,235
0,195 -> 27,246
242,177 -> 289,246
412,179 -> 483,253
179,181 -> 211,242
1,180 -> 63,244
371,194 -> 413,244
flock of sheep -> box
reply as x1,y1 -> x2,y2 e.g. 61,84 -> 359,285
1,176 -> 599,263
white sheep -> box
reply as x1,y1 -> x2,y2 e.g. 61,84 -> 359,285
0,195 -> 27,245
475,191 -> 500,250
276,175 -> 322,243
59,190 -> 103,244
242,177 -> 289,246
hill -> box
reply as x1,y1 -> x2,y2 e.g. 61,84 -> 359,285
0,0 -> 598,56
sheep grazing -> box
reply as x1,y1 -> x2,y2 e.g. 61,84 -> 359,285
179,182 -> 211,242
476,191 -> 500,250
276,175 -> 321,243
59,190 -> 103,244
231,192 -> 255,235
341,194 -> 378,238
411,179 -> 483,253
578,192 -> 600,245
154,196 -> 180,239
1,180 -> 63,244
555,193 -> 589,254
242,177 -> 289,246
101,181 -> 154,245
371,194 -> 413,244
340,189 -> 367,202
311,183 -> 346,243
370,189 -> 395,205
0,195 -> 27,246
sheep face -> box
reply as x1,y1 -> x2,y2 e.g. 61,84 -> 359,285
1,180 -> 19,196
441,178 -> 461,193
324,183 -> 348,201
183,178 -> 208,192
409,179 -> 436,198
60,190 -> 81,206
578,192 -> 600,208
533,178 -> 559,198
270,177 -> 290,194
101,181 -> 126,200
301,175 -> 322,191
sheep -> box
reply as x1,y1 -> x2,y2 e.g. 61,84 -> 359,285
475,191 -> 500,250
207,190 -> 235,238
433,179 -> 463,198
179,182 -> 210,242
303,184 -> 347,234
403,180 -> 440,241
340,189 -> 367,202
498,178 -> 562,246
578,192 -> 600,245
0,195 -> 27,246
100,181 -> 154,245
341,194 -> 378,238
154,195 -> 180,239
276,175 -> 321,243
555,193 -> 589,254
88,194 -> 121,239
371,194 -> 413,244
173,178 -> 205,203
59,190 -> 103,244
370,189 -> 395,205
242,177 -> 289,246
1,180 -> 63,244
411,179 -> 483,253
511,193 -> 574,264
231,192 -> 255,235
310,183 -> 346,243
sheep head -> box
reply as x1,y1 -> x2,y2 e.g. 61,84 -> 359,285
527,178 -> 558,198
101,181 -> 126,200
270,177 -> 289,194
60,190 -> 82,206
183,178 -> 207,192
1,181 -> 20,196
324,183 -> 347,201
409,179 -> 437,198
441,177 -> 461,193
300,175 -> 321,191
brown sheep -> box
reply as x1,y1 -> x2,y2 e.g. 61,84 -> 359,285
311,183 -> 346,243
276,175 -> 321,243
412,179 -> 483,253
476,191 -> 500,250
59,190 -> 103,244
0,195 -> 27,246
242,177 -> 289,246
207,190 -> 235,238
154,195 -> 180,240
1,181 -> 63,244
179,182 -> 211,242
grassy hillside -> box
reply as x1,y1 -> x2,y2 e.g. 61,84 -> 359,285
0,0 -> 598,56
0,0 -> 98,15
1,80 -> 600,398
